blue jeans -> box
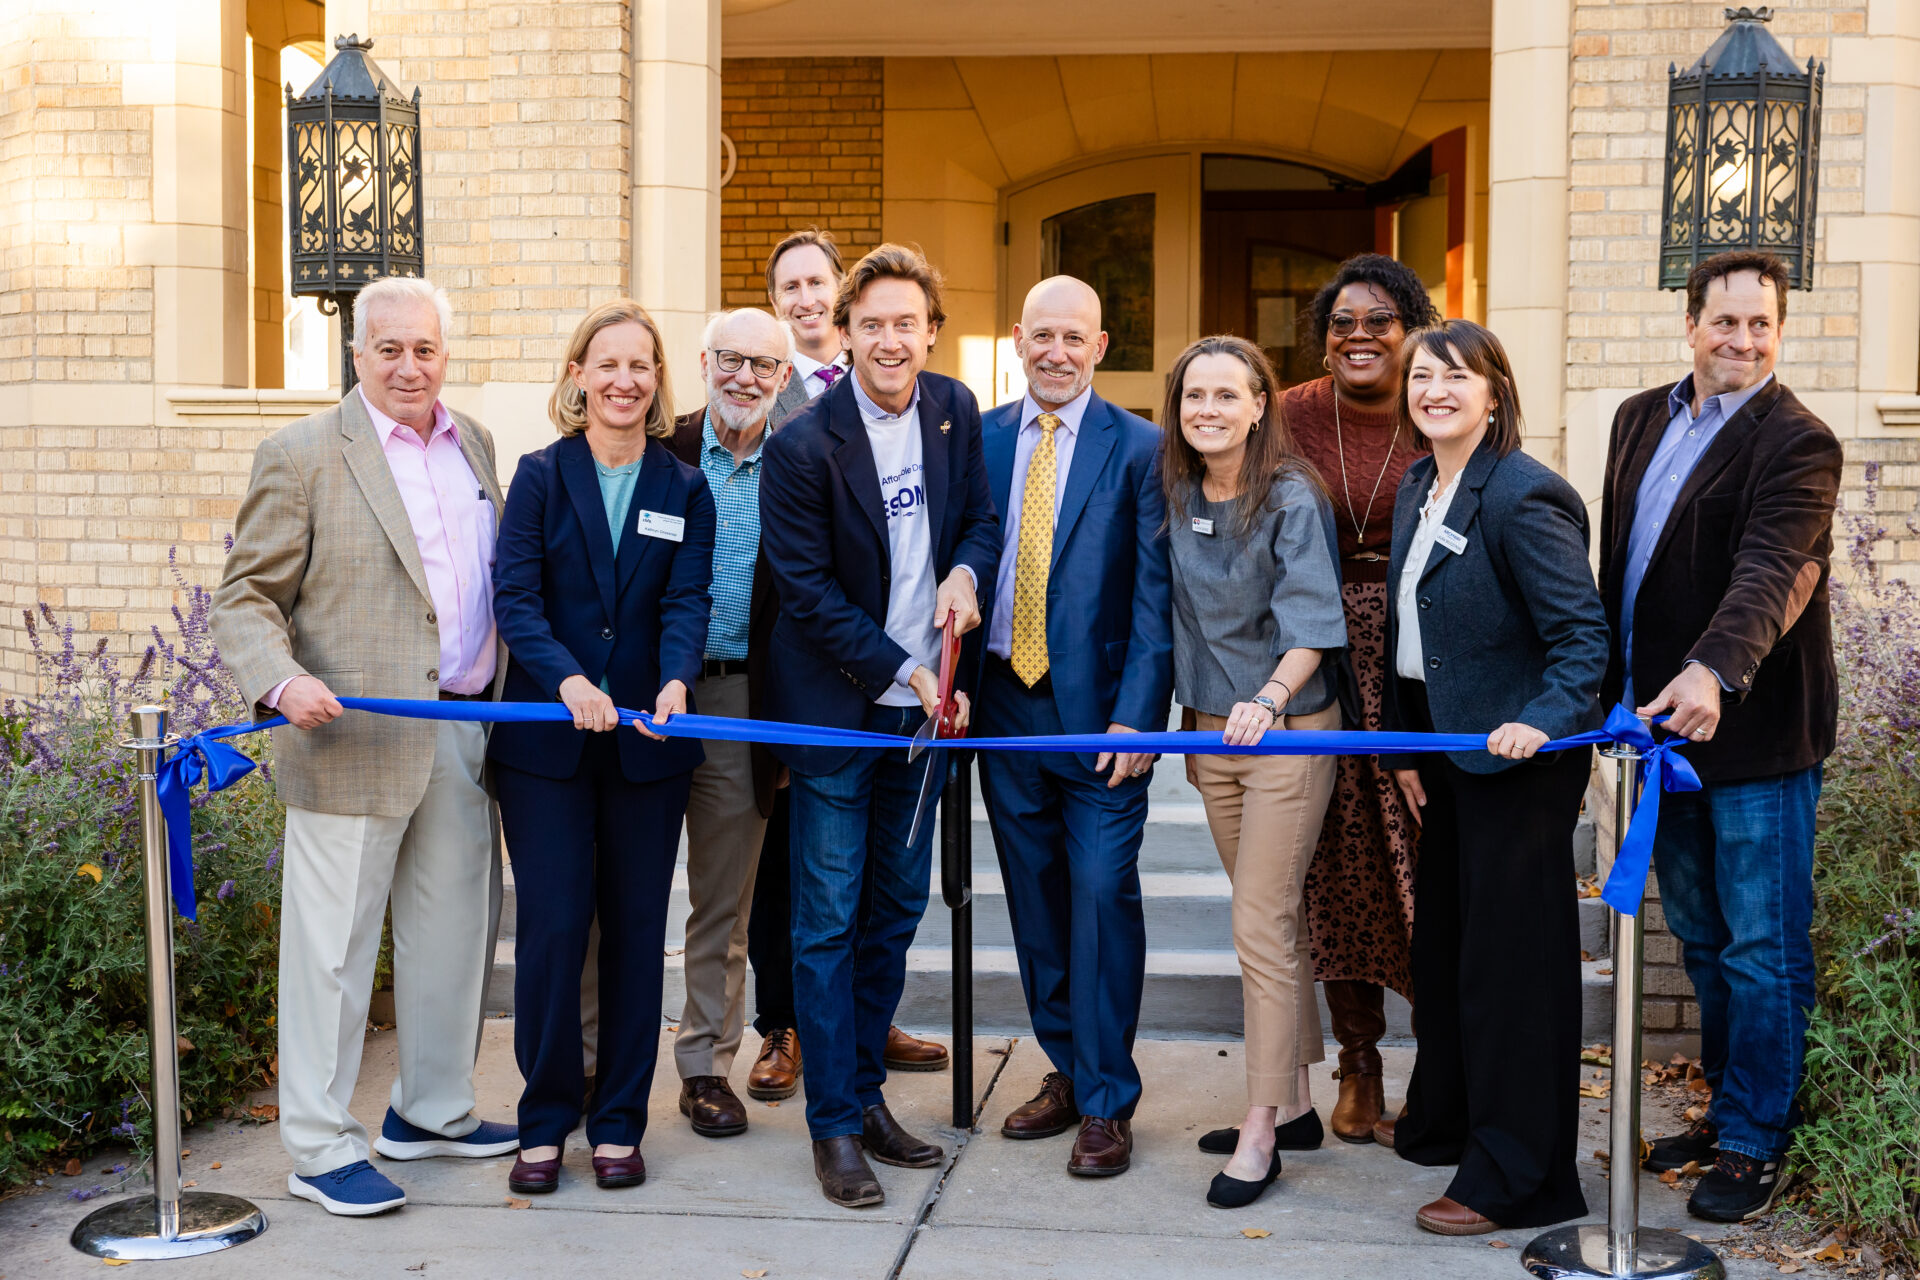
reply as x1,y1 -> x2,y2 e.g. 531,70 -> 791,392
1651,762 -> 1821,1161
788,703 -> 935,1140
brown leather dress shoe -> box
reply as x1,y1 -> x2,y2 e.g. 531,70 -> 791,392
883,1025 -> 949,1071
590,1149 -> 646,1189
1001,1071 -> 1080,1139
813,1136 -> 884,1208
860,1101 -> 943,1168
1415,1195 -> 1499,1235
508,1153 -> 561,1194
1373,1103 -> 1406,1149
1331,1071 -> 1386,1144
748,1027 -> 802,1101
679,1075 -> 748,1137
1068,1116 -> 1132,1177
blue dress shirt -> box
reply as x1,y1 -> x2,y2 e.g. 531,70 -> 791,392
987,386 -> 1091,661
1620,371 -> 1773,704
697,410 -> 763,661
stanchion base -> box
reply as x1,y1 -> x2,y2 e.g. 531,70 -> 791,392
71,1191 -> 267,1260
1522,1224 -> 1724,1279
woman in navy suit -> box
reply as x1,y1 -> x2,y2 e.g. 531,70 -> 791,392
1379,320 -> 1608,1235
489,300 -> 715,1195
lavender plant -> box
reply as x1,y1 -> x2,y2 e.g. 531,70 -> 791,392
0,552 -> 284,1192
1790,463 -> 1920,1261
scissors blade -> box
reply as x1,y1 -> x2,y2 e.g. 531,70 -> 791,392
906,713 -> 938,764
905,747 -> 943,847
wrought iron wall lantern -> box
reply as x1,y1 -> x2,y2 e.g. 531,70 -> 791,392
286,35 -> 424,392
1660,6 -> 1823,290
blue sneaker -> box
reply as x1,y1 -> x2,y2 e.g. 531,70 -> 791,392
373,1107 -> 520,1160
288,1159 -> 407,1216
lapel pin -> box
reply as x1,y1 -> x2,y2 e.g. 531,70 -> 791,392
939,419 -> 951,435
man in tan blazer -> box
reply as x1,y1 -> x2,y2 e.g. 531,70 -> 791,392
212,276 -> 519,1217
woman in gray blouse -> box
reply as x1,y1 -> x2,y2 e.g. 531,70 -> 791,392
1161,335 -> 1348,1209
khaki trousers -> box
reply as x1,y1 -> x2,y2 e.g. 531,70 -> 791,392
1188,704 -> 1340,1108
673,673 -> 769,1080
277,718 -> 502,1175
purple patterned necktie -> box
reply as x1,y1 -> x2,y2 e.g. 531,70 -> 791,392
814,365 -> 842,388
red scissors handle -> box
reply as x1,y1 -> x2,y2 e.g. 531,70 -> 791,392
933,609 -> 965,740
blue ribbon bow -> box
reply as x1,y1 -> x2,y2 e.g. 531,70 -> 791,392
151,698 -> 1691,922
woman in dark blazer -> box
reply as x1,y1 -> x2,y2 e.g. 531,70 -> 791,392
1379,320 -> 1608,1235
489,300 -> 715,1195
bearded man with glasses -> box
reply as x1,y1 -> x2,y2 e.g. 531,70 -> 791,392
656,307 -> 797,1137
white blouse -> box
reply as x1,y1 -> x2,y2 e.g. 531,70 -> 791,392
1395,473 -> 1462,681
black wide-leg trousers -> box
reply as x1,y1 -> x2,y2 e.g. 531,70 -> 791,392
1392,681 -> 1591,1229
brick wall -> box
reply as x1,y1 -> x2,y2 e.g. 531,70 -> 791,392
0,9 -> 154,386
719,57 -> 882,310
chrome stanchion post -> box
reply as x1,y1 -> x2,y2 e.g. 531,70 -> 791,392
1521,745 -> 1719,1280
940,753 -> 974,1129
72,706 -> 267,1261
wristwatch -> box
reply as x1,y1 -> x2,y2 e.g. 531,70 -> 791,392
1251,694 -> 1280,719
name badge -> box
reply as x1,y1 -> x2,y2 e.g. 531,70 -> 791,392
636,510 -> 685,543
1191,517 -> 1215,536
1433,525 -> 1467,556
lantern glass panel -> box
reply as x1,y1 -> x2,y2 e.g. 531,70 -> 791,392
1665,101 -> 1700,249
336,119 -> 381,257
1758,101 -> 1802,247
385,122 -> 418,259
1704,101 -> 1754,247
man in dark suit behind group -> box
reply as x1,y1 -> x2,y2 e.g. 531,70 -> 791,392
972,276 -> 1171,1178
758,243 -> 1000,1209
1601,249 -> 1842,1224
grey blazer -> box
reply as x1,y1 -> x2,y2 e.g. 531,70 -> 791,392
1381,439 -> 1609,774
770,371 -> 811,428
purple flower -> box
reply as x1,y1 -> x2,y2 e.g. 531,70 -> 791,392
217,879 -> 235,901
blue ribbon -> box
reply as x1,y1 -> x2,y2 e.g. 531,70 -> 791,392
152,697 -> 1690,921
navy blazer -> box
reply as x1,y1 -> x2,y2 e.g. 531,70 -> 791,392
758,371 -> 1001,775
488,433 -> 715,783
970,393 -> 1172,761
1381,439 -> 1609,774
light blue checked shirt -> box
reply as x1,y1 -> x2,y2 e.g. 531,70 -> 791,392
698,410 -> 764,661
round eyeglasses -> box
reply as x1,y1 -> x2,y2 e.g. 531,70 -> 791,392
710,348 -> 788,379
1327,310 -> 1402,339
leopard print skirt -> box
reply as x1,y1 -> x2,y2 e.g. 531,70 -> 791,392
1303,580 -> 1418,997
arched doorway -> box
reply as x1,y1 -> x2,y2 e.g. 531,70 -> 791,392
999,138 -> 1478,416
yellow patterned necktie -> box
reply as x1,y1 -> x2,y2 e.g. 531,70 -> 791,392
1010,412 -> 1061,687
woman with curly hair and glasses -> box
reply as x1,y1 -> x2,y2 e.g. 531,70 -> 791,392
1277,254 -> 1439,1145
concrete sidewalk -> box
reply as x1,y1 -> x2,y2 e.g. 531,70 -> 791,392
0,1025 -> 1776,1279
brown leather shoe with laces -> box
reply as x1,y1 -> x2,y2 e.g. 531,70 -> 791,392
883,1025 -> 949,1071
679,1075 -> 748,1137
1001,1071 -> 1079,1139
1067,1116 -> 1132,1176
748,1027 -> 802,1101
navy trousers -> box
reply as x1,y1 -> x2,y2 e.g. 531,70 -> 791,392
975,659 -> 1150,1122
494,734 -> 688,1150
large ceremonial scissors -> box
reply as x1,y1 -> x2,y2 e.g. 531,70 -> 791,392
905,609 -> 966,847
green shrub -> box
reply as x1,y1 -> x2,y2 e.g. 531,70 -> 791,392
1790,468 -> 1920,1263
0,559 -> 284,1197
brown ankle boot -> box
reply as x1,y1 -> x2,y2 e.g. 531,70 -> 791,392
1330,1070 -> 1385,1143
1323,980 -> 1388,1142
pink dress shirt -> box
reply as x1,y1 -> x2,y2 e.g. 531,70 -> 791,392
266,388 -> 498,707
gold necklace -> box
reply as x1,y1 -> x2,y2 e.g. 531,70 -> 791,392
1333,388 -> 1399,547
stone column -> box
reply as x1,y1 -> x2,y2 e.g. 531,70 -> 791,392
633,0 -> 721,414
123,0 -> 250,388
1485,0 -> 1573,473
252,36 -> 285,389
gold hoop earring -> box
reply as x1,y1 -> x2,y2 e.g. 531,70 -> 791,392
1322,355 -> 1332,372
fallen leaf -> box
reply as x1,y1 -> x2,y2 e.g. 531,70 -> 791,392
743,1271 -> 768,1278
1687,1077 -> 1711,1094
1811,1243 -> 1846,1263
1596,967 -> 1613,976
766,1100 -> 780,1108
182,1180 -> 197,1188
1777,1265 -> 1801,1275
1578,1082 -> 1611,1098
209,1162 -> 221,1170
1241,1228 -> 1271,1238
1684,1104 -> 1708,1123
77,863 -> 103,883
1579,950 -> 1593,962
248,1104 -> 279,1122
1659,1170 -> 1679,1185
177,1035 -> 195,1055
1679,1161 -> 1701,1177
1488,1239 -> 1512,1249
63,1159 -> 81,1177
103,1260 -> 129,1267
505,1197 -> 531,1210
180,1149 -> 190,1156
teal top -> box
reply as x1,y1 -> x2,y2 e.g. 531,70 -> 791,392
593,453 -> 643,695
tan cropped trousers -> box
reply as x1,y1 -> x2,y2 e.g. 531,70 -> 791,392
1188,705 -> 1340,1108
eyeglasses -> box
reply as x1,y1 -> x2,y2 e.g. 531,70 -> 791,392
1327,310 -> 1402,339
710,348 -> 787,379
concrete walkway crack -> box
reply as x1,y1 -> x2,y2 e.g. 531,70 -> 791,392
882,1036 -> 1019,1280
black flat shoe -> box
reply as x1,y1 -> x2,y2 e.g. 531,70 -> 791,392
1196,1108 -> 1324,1155
1207,1149 -> 1283,1208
